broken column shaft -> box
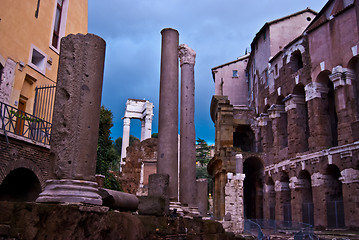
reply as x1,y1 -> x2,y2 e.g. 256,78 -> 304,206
157,28 -> 179,201
37,33 -> 106,205
179,44 -> 196,207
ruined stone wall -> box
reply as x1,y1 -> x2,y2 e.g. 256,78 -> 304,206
0,201 -> 237,240
120,138 -> 157,195
0,133 -> 52,189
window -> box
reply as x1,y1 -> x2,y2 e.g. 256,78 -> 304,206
52,0 -> 64,48
291,50 -> 303,72
29,45 -> 47,74
0,63 -> 4,84
275,64 -> 278,75
265,70 -> 269,86
233,70 -> 238,78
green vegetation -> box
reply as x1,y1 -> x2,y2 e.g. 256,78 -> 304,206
195,138 -> 213,195
96,106 -> 121,191
196,138 -> 211,165
96,106 -> 141,191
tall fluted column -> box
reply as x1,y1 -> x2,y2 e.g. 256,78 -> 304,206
144,115 -> 152,139
157,28 -> 179,201
179,44 -> 196,207
121,117 -> 131,161
36,33 -> 105,205
140,119 -> 145,141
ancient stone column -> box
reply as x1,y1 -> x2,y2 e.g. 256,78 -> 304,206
157,28 -> 179,201
235,154 -> 243,174
121,117 -> 131,161
196,178 -> 208,217
179,44 -> 196,207
144,115 -> 153,140
0,58 -> 16,104
36,33 -> 106,205
140,119 -> 146,141
284,94 -> 308,156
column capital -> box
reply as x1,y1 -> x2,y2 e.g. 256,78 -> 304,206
274,180 -> 290,192
329,65 -> 354,89
257,113 -> 270,126
268,104 -> 285,119
304,82 -> 329,101
311,172 -> 326,187
339,168 -> 359,184
178,44 -> 196,66
284,94 -> 305,111
123,117 -> 131,126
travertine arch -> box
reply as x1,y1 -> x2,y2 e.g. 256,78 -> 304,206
0,159 -> 46,190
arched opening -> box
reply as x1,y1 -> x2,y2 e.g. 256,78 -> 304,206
244,157 -> 264,219
298,170 -> 314,226
233,125 -> 255,152
265,176 -> 276,221
0,168 -> 42,202
348,56 -> 359,124
279,172 -> 292,226
292,84 -> 309,152
0,62 -> 4,82
276,96 -> 288,149
325,165 -> 345,228
317,72 -> 338,147
290,50 -> 303,72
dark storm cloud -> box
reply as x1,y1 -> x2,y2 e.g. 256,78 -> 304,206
88,0 -> 328,144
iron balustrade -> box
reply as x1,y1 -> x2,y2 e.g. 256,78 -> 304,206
0,101 -> 51,145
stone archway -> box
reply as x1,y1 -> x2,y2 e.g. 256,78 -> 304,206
243,157 -> 264,219
298,170 -> 314,226
0,168 -> 41,202
325,165 -> 345,229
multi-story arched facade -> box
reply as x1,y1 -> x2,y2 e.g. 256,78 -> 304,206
209,0 -> 359,230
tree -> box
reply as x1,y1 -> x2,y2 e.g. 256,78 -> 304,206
196,138 -> 211,165
114,137 -> 122,156
96,106 -> 121,191
195,138 -> 213,195
129,135 -> 140,145
151,133 -> 158,138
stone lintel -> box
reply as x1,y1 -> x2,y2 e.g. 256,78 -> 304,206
178,44 -> 196,66
305,82 -> 329,101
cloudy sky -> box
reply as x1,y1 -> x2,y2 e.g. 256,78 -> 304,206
88,0 -> 328,145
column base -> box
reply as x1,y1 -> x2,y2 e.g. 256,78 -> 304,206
182,206 -> 201,219
169,201 -> 184,216
36,179 -> 102,205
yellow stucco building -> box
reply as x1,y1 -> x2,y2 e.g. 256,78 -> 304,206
0,0 -> 88,123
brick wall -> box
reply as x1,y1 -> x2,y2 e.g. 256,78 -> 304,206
0,133 -> 52,189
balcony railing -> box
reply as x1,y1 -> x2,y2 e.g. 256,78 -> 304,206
0,101 -> 51,145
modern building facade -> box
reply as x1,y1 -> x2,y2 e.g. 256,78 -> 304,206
209,0 -> 359,230
0,0 -> 88,201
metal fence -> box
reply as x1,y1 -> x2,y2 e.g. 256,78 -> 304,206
0,101 -> 52,145
245,219 -> 317,240
33,85 -> 56,123
326,200 -> 345,229
244,219 -> 265,240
